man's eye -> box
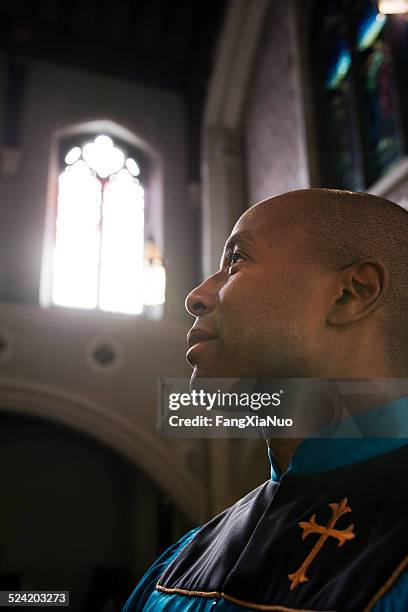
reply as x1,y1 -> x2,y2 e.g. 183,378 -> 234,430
227,251 -> 245,274
231,251 -> 244,264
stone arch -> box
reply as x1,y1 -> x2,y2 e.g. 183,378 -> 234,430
0,377 -> 206,524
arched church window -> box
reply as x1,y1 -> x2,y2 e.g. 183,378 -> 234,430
50,134 -> 165,315
312,0 -> 404,189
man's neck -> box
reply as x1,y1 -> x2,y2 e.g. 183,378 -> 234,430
265,379 -> 408,475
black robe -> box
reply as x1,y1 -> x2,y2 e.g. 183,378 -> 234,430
158,445 -> 408,611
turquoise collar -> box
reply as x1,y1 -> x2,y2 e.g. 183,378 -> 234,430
269,394 -> 408,482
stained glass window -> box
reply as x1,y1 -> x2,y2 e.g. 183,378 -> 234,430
313,4 -> 364,189
313,0 -> 405,189
355,0 -> 403,184
52,135 -> 148,314
324,34 -> 363,189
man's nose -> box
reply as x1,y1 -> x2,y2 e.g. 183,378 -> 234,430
185,275 -> 218,317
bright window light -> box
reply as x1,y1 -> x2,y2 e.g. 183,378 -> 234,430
64,146 -> 81,165
143,260 -> 166,306
51,135 -> 154,315
125,157 -> 141,177
143,237 -> 166,306
378,0 -> 408,14
82,135 -> 125,178
99,171 -> 145,314
52,161 -> 101,309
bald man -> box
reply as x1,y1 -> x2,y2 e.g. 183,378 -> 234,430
123,189 -> 408,611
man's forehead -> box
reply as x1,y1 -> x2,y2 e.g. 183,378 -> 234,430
229,210 -> 264,243
231,193 -> 296,231
234,190 -> 318,228
228,197 -> 289,243
224,223 -> 290,256
232,200 -> 271,231
222,194 -> 312,265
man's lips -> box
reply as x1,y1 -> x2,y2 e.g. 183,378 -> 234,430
187,328 -> 218,349
186,329 -> 218,365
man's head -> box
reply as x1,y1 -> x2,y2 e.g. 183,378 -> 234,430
185,189 -> 408,381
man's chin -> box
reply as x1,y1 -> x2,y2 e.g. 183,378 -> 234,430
188,362 -> 245,385
189,364 -> 220,387
189,366 -> 198,388
189,365 -> 212,388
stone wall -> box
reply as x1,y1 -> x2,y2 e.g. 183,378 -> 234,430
244,0 -> 309,204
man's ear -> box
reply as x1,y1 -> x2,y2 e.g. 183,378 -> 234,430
327,259 -> 388,326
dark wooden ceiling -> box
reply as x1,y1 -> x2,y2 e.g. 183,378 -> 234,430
1,0 -> 229,179
1,0 -> 228,91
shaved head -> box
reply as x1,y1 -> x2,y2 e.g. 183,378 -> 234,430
186,187 -> 408,380
253,189 -> 408,374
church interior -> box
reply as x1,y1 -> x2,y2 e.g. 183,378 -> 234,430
1,0 -> 408,609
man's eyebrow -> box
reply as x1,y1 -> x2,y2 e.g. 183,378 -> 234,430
224,230 -> 255,253
219,231 -> 256,268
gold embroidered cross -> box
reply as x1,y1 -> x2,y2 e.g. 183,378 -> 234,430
288,497 -> 355,591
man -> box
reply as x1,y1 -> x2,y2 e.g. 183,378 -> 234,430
124,189 -> 408,611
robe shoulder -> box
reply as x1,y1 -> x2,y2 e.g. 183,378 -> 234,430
122,527 -> 201,611
122,480 -> 270,611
